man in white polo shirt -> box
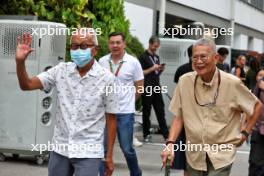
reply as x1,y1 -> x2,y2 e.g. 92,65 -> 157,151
99,32 -> 144,176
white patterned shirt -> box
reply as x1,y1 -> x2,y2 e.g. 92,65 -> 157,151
37,61 -> 118,158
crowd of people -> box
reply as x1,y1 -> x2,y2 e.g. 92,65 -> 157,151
15,28 -> 264,176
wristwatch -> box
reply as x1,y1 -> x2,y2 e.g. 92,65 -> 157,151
241,130 -> 249,138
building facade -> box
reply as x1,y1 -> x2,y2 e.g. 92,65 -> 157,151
124,0 -> 264,53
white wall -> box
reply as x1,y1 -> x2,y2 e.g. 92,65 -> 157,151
171,0 -> 231,19
171,0 -> 264,34
124,2 -> 154,49
253,38 -> 264,53
234,0 -> 264,33
234,33 -> 248,50
234,34 -> 264,52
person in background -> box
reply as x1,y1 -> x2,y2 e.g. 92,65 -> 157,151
174,45 -> 193,83
99,32 -> 144,176
230,57 -> 240,75
138,36 -> 169,142
172,44 -> 193,176
216,47 -> 230,73
235,55 -> 247,83
245,58 -> 260,90
248,68 -> 264,176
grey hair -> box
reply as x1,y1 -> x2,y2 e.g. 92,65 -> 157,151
70,27 -> 98,46
193,38 -> 216,53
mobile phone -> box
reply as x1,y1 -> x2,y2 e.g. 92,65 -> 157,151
161,63 -> 166,66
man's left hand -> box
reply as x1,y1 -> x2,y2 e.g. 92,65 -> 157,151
105,157 -> 114,176
159,64 -> 165,71
236,133 -> 247,147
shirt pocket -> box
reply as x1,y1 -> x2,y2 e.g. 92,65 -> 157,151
209,105 -> 231,124
120,72 -> 134,83
81,90 -> 104,115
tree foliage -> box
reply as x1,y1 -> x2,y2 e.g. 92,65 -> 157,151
0,0 -> 95,27
90,0 -> 130,41
0,0 -> 144,59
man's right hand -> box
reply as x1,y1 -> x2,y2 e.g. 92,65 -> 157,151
161,143 -> 175,167
151,64 -> 160,72
16,33 -> 34,63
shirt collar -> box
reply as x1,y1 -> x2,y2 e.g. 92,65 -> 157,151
198,68 -> 218,88
146,50 -> 157,57
108,52 -> 128,63
69,60 -> 99,77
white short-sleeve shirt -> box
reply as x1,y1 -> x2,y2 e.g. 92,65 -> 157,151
37,61 -> 119,158
99,53 -> 144,113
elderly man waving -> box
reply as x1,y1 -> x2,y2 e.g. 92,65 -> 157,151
15,28 -> 118,176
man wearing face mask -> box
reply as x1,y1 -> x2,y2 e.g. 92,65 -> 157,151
15,28 -> 118,176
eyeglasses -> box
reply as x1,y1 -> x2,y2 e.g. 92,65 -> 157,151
70,43 -> 94,50
109,41 -> 123,46
194,69 -> 221,107
192,54 -> 212,62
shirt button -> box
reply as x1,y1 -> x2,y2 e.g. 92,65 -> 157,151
74,99 -> 80,105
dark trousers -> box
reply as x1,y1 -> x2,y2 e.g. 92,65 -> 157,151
249,130 -> 264,176
48,152 -> 101,176
142,92 -> 169,139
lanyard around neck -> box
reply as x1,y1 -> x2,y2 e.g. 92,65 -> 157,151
194,69 -> 221,107
109,59 -> 124,76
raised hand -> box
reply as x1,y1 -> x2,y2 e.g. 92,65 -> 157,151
15,33 -> 34,62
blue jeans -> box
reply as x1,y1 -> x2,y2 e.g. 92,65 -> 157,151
99,113 -> 142,176
48,151 -> 101,176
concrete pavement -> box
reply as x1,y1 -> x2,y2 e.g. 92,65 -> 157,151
0,133 -> 251,176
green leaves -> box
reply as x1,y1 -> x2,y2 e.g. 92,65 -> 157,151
46,11 -> 54,21
90,0 -> 131,42
0,0 -> 145,60
0,0 -> 93,28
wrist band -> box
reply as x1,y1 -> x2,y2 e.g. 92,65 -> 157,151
165,140 -> 174,145
241,130 -> 249,138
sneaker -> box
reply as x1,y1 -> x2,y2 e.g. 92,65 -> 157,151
143,135 -> 152,143
133,136 -> 143,147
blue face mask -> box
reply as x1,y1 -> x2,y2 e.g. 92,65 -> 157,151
70,48 -> 92,68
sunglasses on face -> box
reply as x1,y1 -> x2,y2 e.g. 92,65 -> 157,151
70,43 -> 94,50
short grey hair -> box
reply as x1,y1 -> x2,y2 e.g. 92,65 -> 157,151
193,38 -> 216,53
70,27 -> 98,46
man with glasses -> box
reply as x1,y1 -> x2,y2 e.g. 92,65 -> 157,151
15,28 -> 118,176
99,32 -> 144,176
162,38 -> 262,175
